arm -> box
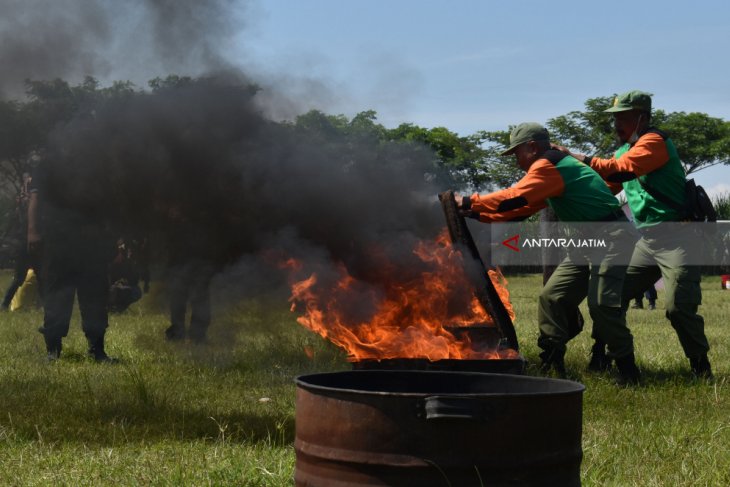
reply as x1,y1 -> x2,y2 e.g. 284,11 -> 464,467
590,132 -> 669,182
553,133 -> 669,183
589,133 -> 669,182
27,191 -> 41,253
466,159 -> 564,222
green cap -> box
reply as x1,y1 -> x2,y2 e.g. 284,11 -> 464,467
500,122 -> 549,156
604,90 -> 652,113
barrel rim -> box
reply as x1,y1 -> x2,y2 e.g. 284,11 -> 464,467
295,369 -> 585,398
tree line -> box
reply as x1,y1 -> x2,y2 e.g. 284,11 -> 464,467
1,76 -> 730,232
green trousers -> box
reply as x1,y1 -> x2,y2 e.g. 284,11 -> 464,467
620,231 -> 709,358
538,223 -> 636,359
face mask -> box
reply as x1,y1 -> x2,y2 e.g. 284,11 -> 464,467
627,114 -> 643,144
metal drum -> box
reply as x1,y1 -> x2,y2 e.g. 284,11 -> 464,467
295,370 -> 585,486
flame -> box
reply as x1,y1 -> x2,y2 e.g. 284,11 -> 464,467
287,230 -> 518,361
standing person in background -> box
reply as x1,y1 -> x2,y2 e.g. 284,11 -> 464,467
159,201 -> 220,344
632,284 -> 657,310
554,90 -> 712,378
457,122 -> 640,383
2,173 -> 42,310
28,156 -> 117,363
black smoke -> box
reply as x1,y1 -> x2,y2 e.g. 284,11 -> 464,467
0,0 -> 242,97
45,77 -> 447,281
2,1 -> 454,329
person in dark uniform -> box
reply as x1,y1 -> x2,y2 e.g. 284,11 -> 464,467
159,202 -> 220,344
631,284 -> 658,310
28,157 -> 117,363
2,173 -> 42,310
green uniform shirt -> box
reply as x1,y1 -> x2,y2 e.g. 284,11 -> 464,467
615,132 -> 685,227
546,152 -> 621,222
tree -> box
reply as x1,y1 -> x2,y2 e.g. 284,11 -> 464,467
386,123 -> 492,190
290,110 -> 492,190
651,110 -> 730,175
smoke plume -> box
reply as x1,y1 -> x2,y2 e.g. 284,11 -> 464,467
2,1 -> 452,336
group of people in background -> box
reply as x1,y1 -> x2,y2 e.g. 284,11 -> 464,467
458,90 -> 712,384
1,166 -> 216,362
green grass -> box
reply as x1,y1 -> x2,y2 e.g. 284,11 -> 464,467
0,272 -> 729,485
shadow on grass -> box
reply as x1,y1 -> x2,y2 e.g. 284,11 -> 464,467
0,371 -> 297,447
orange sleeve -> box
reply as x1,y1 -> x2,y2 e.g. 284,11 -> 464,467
469,159 -> 563,222
590,132 -> 669,182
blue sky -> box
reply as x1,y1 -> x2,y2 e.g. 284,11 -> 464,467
233,0 -> 730,196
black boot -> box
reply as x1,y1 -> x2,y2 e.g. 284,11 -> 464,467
539,348 -> 566,378
45,338 -> 62,362
615,353 -> 641,385
164,325 -> 185,342
689,354 -> 713,380
40,327 -> 62,361
587,339 -> 612,372
88,337 -> 119,364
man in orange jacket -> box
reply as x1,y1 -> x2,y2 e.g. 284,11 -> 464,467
554,90 -> 712,379
458,122 -> 640,383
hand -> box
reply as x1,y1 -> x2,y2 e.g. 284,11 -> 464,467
454,193 -> 463,208
550,143 -> 570,153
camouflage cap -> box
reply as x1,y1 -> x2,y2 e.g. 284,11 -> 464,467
604,90 -> 652,113
500,122 -> 550,156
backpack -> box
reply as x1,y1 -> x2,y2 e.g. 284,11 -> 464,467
684,179 -> 718,222
638,177 -> 717,223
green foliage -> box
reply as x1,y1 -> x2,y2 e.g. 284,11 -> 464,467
3,80 -> 730,222
713,192 -> 730,220
288,109 -> 491,190
653,110 -> 730,174
547,96 -> 616,157
476,128 -> 524,188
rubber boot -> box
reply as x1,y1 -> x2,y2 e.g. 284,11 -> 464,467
88,337 -> 119,364
615,352 -> 641,386
45,337 -> 62,362
587,339 -> 612,372
539,348 -> 566,378
164,325 -> 186,342
689,354 -> 713,380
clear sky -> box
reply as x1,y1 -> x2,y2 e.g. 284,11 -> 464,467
233,0 -> 730,196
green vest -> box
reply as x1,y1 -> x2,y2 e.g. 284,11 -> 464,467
616,130 -> 685,227
543,151 -> 620,222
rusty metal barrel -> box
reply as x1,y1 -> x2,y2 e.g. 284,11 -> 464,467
295,370 -> 584,486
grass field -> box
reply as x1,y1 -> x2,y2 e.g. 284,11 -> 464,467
0,271 -> 728,486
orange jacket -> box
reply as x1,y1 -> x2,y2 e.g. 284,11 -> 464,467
589,132 -> 670,182
469,158 -> 561,222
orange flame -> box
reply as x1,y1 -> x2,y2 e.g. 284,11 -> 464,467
287,230 -> 518,361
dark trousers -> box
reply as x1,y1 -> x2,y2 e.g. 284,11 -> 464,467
39,238 -> 109,342
167,259 -> 215,340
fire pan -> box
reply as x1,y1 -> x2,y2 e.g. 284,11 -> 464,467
295,370 -> 584,486
352,324 -> 525,375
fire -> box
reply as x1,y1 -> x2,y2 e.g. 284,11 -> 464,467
287,230 -> 518,361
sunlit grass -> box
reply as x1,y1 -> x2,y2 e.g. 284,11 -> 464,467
0,271 -> 728,485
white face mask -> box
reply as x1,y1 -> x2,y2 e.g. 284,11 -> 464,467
627,114 -> 643,144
